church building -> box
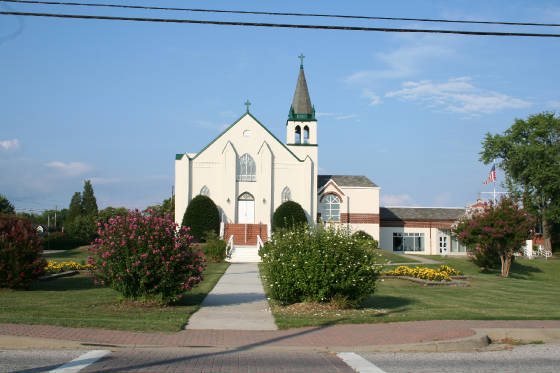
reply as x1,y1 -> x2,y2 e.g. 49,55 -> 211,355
175,57 -> 466,261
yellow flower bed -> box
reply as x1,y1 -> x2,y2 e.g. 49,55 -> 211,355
383,265 -> 462,282
45,261 -> 96,274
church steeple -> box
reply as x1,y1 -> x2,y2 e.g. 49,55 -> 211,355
289,54 -> 315,121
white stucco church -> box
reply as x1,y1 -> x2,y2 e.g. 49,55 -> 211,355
175,57 -> 467,261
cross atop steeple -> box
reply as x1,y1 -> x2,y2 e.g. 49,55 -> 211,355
244,100 -> 251,113
298,53 -> 305,69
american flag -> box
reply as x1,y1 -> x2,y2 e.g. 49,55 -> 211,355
483,165 -> 496,184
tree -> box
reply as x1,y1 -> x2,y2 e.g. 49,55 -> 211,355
272,201 -> 308,231
0,194 -> 15,214
181,195 -> 220,241
81,180 -> 98,216
66,192 -> 83,224
98,206 -> 129,223
480,112 -> 560,253
454,197 -> 534,278
145,196 -> 174,218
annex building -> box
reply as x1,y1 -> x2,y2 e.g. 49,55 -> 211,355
175,58 -> 467,261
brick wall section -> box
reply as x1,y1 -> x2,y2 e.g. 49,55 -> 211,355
380,220 -> 454,229
224,224 -> 268,245
340,213 -> 380,224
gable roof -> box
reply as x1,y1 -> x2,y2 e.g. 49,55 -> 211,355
318,175 -> 378,189
184,112 -> 304,162
380,207 -> 465,222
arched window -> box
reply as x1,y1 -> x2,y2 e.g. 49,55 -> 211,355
200,185 -> 209,196
238,192 -> 254,201
303,126 -> 310,144
237,153 -> 256,182
281,187 -> 291,203
319,194 -> 340,222
295,125 -> 301,144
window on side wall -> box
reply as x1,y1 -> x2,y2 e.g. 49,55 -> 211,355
392,232 -> 424,252
319,194 -> 340,222
281,187 -> 291,203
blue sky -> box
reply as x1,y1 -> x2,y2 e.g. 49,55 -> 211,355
1,0 -> 559,212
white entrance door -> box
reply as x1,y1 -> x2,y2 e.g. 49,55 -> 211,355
439,235 -> 448,255
238,200 -> 255,224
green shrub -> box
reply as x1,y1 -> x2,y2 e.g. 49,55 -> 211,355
259,225 -> 380,305
90,209 -> 205,304
272,201 -> 308,231
352,230 -> 379,251
43,232 -> 84,250
181,195 -> 220,241
352,230 -> 373,241
0,214 -> 46,289
201,230 -> 227,262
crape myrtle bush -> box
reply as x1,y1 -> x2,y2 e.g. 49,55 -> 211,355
259,224 -> 380,305
0,214 -> 46,289
272,201 -> 308,231
89,209 -> 206,304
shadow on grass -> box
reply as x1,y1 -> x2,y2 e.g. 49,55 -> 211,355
509,261 -> 543,280
360,295 -> 414,316
29,275 -> 95,292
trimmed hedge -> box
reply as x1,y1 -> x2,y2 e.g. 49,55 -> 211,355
43,232 -> 84,250
0,214 -> 46,289
181,195 -> 220,241
272,201 -> 307,231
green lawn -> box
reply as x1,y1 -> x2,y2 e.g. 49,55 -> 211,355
266,257 -> 560,329
0,262 -> 229,332
43,246 -> 91,263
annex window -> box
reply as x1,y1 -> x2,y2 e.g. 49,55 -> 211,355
295,125 -> 301,144
237,153 -> 256,182
319,194 -> 340,222
303,126 -> 309,144
282,187 -> 292,203
393,232 -> 424,252
200,185 -> 210,196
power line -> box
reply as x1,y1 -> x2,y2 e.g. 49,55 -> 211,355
2,11 -> 560,37
3,0 -> 560,27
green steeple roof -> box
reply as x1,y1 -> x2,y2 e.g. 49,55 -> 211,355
289,55 -> 315,121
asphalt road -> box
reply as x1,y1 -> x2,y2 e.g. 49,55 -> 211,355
2,344 -> 559,373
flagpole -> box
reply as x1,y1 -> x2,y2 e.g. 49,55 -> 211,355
493,160 -> 496,204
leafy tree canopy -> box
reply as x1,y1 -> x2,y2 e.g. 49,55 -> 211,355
480,112 -> 560,251
0,194 -> 15,214
81,180 -> 98,216
66,192 -> 83,224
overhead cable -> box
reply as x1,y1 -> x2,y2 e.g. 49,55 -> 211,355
2,0 -> 560,27
2,11 -> 560,37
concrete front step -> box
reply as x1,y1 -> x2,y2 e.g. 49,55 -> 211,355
228,245 -> 261,263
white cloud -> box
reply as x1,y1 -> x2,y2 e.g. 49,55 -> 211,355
45,161 -> 92,176
546,100 -> 560,109
386,77 -> 531,115
381,194 -> 415,206
0,139 -> 20,151
345,43 -> 453,83
316,112 -> 359,120
362,89 -> 382,106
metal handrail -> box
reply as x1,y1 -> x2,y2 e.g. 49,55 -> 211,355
226,235 -> 234,259
257,234 -> 264,250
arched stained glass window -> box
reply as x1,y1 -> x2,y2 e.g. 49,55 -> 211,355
237,153 -> 256,182
281,187 -> 291,203
238,192 -> 254,201
200,186 -> 209,196
319,194 -> 340,222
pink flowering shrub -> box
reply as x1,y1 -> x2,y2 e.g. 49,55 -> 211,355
89,209 -> 205,304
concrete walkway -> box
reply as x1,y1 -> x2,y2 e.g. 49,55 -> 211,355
399,254 -> 442,264
186,263 -> 277,330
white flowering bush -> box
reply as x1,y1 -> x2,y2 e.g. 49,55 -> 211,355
259,225 -> 380,305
